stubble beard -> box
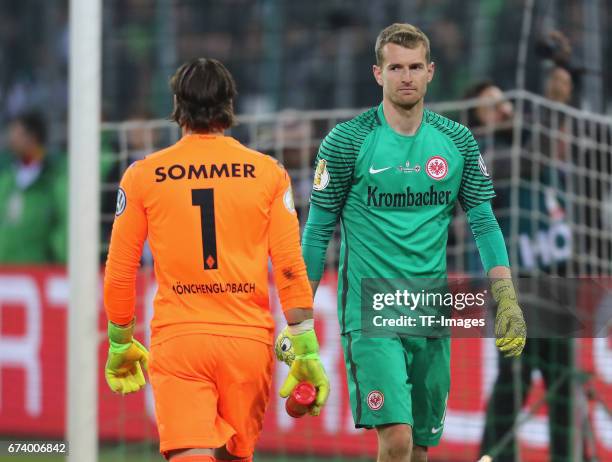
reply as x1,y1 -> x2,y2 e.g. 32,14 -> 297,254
389,92 -> 422,111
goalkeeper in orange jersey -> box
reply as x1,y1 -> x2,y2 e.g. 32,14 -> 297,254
103,58 -> 329,462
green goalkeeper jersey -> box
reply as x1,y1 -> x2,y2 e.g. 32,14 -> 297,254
311,104 -> 495,333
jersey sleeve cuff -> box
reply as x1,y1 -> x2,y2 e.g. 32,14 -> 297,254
278,287 -> 313,312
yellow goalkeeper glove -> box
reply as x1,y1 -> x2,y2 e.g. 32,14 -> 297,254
274,326 -> 296,366
105,320 -> 149,394
278,327 -> 330,416
492,279 -> 527,357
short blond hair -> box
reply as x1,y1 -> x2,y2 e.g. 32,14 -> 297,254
375,23 -> 431,65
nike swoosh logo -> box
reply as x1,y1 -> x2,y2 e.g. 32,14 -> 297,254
369,166 -> 392,174
431,426 -> 443,434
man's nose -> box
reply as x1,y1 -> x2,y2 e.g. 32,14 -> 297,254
401,70 -> 413,83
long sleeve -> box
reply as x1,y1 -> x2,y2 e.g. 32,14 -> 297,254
301,203 -> 338,282
467,200 -> 509,273
268,166 -> 313,311
309,124 -> 359,212
104,162 -> 148,325
458,130 -> 496,211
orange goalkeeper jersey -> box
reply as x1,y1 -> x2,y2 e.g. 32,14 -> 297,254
104,134 -> 313,346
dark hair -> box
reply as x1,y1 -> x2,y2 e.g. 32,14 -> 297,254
11,111 -> 48,145
170,58 -> 237,132
463,79 -> 495,101
463,79 -> 496,128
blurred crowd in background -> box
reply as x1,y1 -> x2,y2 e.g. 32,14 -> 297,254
0,0 -> 611,265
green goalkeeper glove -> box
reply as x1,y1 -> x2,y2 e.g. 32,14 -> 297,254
279,328 -> 330,416
492,279 -> 527,357
105,320 -> 149,394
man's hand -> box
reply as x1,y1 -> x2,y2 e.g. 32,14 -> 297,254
105,320 -> 149,394
278,328 -> 330,416
492,279 -> 527,357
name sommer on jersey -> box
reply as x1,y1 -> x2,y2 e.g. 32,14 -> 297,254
155,162 -> 256,182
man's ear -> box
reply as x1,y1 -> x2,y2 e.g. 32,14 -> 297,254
373,64 -> 383,87
427,62 -> 435,83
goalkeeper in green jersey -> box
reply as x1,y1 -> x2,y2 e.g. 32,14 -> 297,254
299,23 -> 525,462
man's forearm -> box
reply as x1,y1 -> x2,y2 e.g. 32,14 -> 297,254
467,201 -> 510,273
103,273 -> 137,326
488,265 -> 512,279
284,307 -> 314,325
302,203 -> 337,283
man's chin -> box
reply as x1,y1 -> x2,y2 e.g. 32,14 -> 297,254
391,96 -> 421,111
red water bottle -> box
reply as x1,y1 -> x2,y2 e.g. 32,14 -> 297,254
285,382 -> 316,418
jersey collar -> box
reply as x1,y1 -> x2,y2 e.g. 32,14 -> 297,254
377,103 -> 427,139
178,133 -> 240,148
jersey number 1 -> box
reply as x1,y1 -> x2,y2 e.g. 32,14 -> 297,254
192,189 -> 218,270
